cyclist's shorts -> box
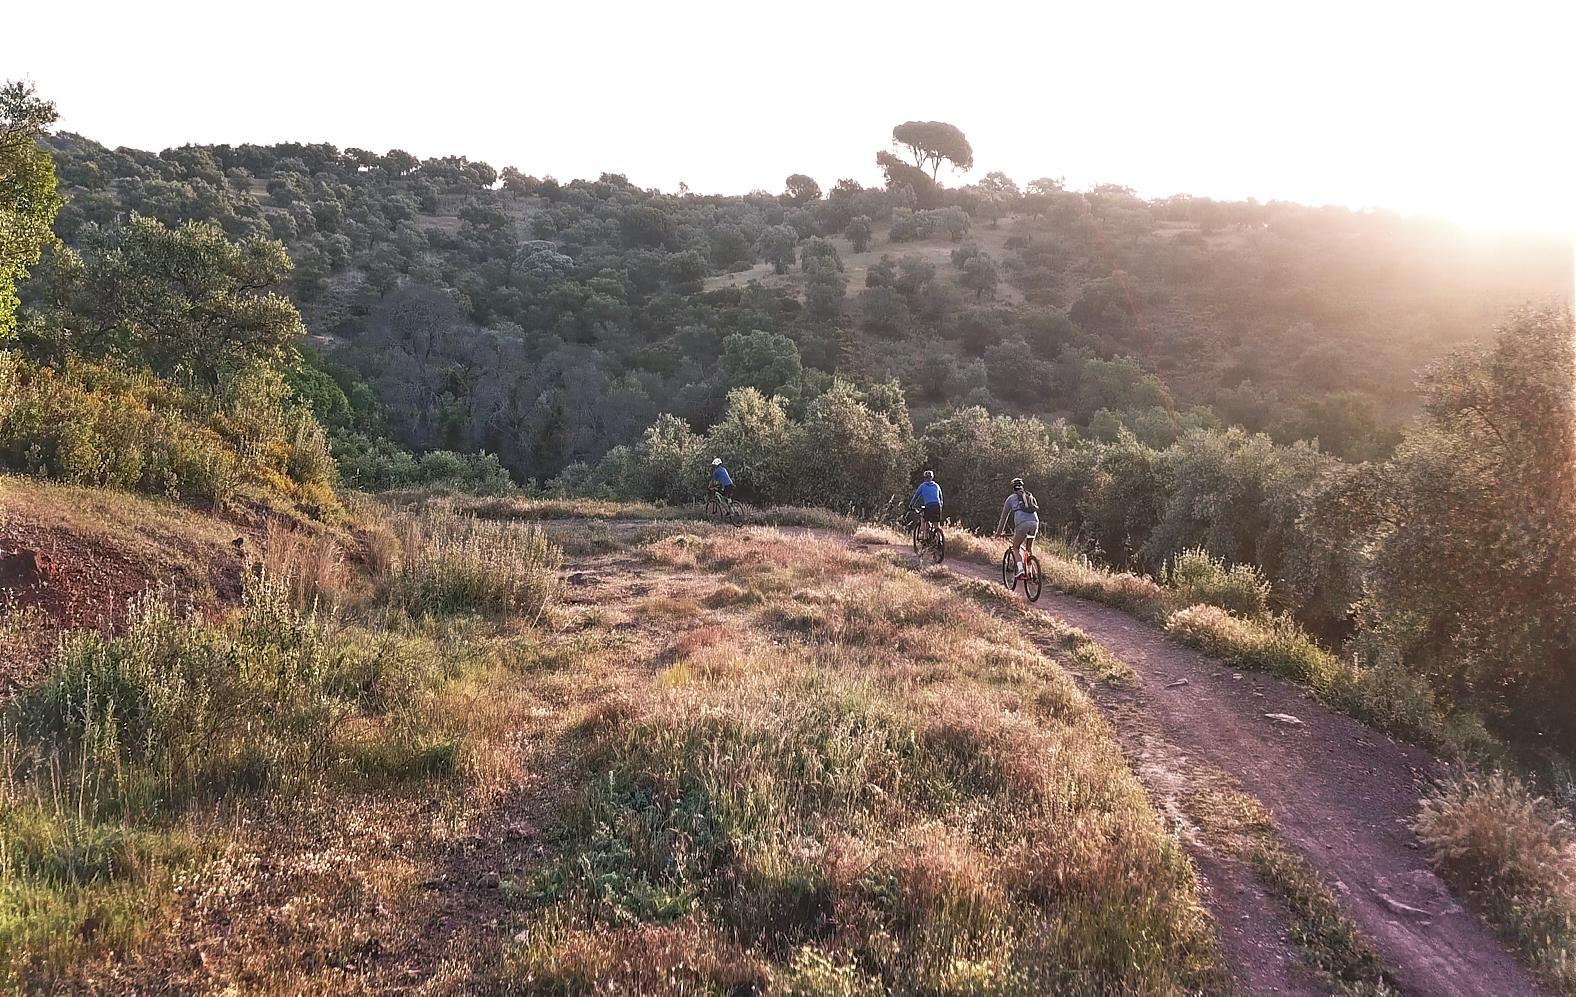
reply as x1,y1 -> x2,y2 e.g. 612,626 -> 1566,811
1012,522 -> 1038,547
721,483 -> 735,498
923,502 -> 942,524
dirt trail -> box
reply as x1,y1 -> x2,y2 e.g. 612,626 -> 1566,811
934,550 -> 1543,997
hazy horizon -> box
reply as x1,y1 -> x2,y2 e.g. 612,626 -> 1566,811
15,0 -> 1575,236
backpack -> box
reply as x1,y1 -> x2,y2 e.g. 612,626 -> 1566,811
1023,492 -> 1039,514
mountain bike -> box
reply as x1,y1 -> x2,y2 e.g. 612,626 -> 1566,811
1001,539 -> 1042,602
913,517 -> 945,564
705,489 -> 743,527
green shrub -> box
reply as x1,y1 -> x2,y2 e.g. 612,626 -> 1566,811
14,584 -> 345,811
1165,547 -> 1270,620
330,429 -> 514,495
0,355 -> 340,518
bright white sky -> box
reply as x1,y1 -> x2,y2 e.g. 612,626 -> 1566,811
13,0 -> 1576,235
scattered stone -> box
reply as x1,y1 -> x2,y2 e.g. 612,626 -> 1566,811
1165,678 -> 1190,689
568,571 -> 595,586
477,870 -> 501,889
1264,713 -> 1304,727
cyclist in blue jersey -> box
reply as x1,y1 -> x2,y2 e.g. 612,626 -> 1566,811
709,457 -> 734,499
909,470 -> 943,544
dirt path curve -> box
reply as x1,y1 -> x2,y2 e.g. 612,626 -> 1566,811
936,552 -> 1544,997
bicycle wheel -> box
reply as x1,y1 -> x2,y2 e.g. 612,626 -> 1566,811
1024,556 -> 1042,602
1002,549 -> 1016,590
911,523 -> 922,555
725,500 -> 743,527
930,527 -> 946,564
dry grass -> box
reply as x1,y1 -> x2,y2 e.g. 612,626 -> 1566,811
0,472 -> 244,608
950,529 -> 1174,620
258,518 -> 358,613
384,490 -> 860,533
506,527 -> 1226,993
1416,772 -> 1576,991
945,573 -> 1138,687
0,489 -> 576,990
383,508 -> 563,620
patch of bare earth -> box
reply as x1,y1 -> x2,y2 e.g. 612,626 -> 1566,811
0,478 -> 253,690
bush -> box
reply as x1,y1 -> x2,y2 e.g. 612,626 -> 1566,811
1416,772 -> 1576,991
384,509 -> 563,619
1164,548 -> 1270,620
0,356 -> 339,518
330,429 -> 514,494
12,584 -> 344,812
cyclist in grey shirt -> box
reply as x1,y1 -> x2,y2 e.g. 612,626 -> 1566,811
996,477 -> 1040,579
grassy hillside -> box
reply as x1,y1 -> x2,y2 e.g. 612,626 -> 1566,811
1,487 -> 1233,992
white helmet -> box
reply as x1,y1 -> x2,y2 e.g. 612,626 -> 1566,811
712,457 -> 723,466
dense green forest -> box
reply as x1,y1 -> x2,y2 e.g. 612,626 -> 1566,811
4,83 -> 1575,756
23,121 -> 1570,482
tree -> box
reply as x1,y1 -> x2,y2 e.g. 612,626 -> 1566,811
919,406 -> 1065,526
1346,307 -> 1576,748
973,171 -> 1020,226
803,259 -> 847,321
499,166 -> 539,194
895,255 -> 937,299
379,149 -> 419,176
846,215 -> 873,253
865,255 -> 897,288
1084,433 -> 1172,569
705,387 -> 795,498
711,226 -> 753,268
789,379 -> 913,512
621,204 -> 675,249
891,121 -> 974,179
874,151 -> 940,208
1023,176 -> 1066,217
1,81 -> 62,339
859,285 -> 910,338
783,173 -> 821,204
717,330 -> 803,397
757,224 -> 798,275
1073,355 -> 1169,420
45,215 -> 305,390
960,251 -> 1000,301
799,237 -> 842,272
